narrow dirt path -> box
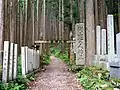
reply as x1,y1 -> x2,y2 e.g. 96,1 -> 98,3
29,56 -> 83,90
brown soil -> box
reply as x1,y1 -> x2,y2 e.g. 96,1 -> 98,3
28,56 -> 83,90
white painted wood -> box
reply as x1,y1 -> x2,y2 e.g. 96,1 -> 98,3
2,41 -> 9,82
27,48 -> 33,72
13,44 -> 18,79
35,50 -> 37,69
33,50 -> 36,69
27,48 -> 31,71
21,47 -> 26,77
116,33 -> 120,58
25,46 -> 28,74
96,26 -> 101,55
37,50 -> 40,69
9,43 -> 14,80
31,49 -> 33,71
107,15 -> 115,59
75,23 -> 85,65
101,29 -> 107,55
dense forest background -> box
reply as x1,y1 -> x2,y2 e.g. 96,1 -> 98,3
0,0 -> 120,65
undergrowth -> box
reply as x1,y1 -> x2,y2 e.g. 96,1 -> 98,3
77,66 -> 120,90
0,56 -> 35,90
42,54 -> 50,65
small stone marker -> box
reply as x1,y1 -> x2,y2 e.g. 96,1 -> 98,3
101,29 -> 107,55
9,43 -> 14,80
2,41 -> 9,82
96,26 -> 101,55
75,23 -> 85,65
21,47 -> 26,77
107,15 -> 115,62
13,44 -> 18,79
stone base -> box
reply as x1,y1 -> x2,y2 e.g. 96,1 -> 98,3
93,55 -> 109,70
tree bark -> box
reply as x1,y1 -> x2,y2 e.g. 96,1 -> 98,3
59,0 -> 61,40
118,0 -> 120,32
23,0 -> 28,46
94,0 -> 98,26
27,0 -> 34,47
0,0 -> 4,64
85,0 -> 95,66
0,0 -> 3,50
78,0 -> 84,23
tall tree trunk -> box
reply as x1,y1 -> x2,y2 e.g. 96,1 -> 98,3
35,0 -> 39,41
0,0 -> 4,64
118,0 -> 120,32
85,0 -> 95,66
10,0 -> 16,43
59,0 -> 61,40
38,0 -> 42,40
61,0 -> 65,53
23,0 -> 28,46
78,0 -> 84,23
0,0 -> 3,49
62,0 -> 64,40
43,0 -> 46,40
27,0 -> 34,47
94,0 -> 98,26
4,0 -> 10,41
98,0 -> 105,28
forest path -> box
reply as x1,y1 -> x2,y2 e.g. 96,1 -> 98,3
28,56 -> 83,90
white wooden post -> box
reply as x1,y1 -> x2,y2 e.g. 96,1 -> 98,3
37,50 -> 40,69
13,44 -> 18,79
9,43 -> 14,80
96,26 -> 101,55
25,46 -> 28,74
33,50 -> 36,69
27,48 -> 33,72
107,15 -> 115,70
101,29 -> 107,55
31,49 -> 33,71
107,15 -> 115,60
75,23 -> 85,65
116,33 -> 120,58
2,41 -> 9,82
27,48 -> 30,72
35,51 -> 37,69
21,47 -> 26,77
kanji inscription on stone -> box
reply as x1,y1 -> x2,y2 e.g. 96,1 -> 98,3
75,23 -> 85,65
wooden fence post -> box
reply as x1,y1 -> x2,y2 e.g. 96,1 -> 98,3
9,43 -> 14,80
13,44 -> 18,79
21,47 -> 26,77
2,41 -> 10,82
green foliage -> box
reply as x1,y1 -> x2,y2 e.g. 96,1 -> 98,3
42,54 -> 51,65
77,66 -> 120,90
0,56 -> 36,90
